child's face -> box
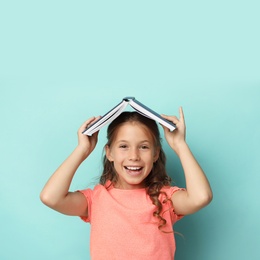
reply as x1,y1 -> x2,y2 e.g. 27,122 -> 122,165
105,122 -> 159,189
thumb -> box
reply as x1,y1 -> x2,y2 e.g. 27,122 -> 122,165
179,107 -> 185,123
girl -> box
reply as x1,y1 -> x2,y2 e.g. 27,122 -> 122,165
40,107 -> 212,259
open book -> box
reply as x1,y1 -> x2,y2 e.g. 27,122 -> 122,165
82,97 -> 176,136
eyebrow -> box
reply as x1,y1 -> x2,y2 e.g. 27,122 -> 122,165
116,140 -> 151,143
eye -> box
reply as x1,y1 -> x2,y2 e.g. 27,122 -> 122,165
119,144 -> 128,149
140,145 -> 149,150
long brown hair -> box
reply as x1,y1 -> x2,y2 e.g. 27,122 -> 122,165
100,112 -> 172,230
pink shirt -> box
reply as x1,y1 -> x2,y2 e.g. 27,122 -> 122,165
79,182 -> 184,259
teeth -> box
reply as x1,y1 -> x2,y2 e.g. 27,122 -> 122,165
126,166 -> 142,171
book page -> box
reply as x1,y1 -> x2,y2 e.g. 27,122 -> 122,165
83,100 -> 128,135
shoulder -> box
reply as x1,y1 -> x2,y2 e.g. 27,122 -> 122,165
79,183 -> 106,199
79,180 -> 114,198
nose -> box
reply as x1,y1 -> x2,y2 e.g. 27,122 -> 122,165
129,148 -> 140,161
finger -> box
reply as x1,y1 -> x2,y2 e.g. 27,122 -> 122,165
87,116 -> 101,126
179,107 -> 185,123
161,114 -> 179,125
79,117 -> 98,132
82,117 -> 95,128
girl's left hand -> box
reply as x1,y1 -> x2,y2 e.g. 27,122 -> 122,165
161,107 -> 186,154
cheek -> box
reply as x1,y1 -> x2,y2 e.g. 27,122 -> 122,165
110,151 -> 124,162
106,147 -> 121,162
144,153 -> 156,164
153,148 -> 160,161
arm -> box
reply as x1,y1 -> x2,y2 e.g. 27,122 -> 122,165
161,108 -> 213,215
40,117 -> 100,216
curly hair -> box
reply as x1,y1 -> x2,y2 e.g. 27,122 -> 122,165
100,111 -> 173,231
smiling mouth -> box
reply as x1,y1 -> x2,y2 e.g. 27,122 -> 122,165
124,166 -> 142,171
124,166 -> 143,176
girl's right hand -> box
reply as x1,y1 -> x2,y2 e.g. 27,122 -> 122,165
77,116 -> 101,157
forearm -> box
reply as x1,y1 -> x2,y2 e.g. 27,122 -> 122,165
40,146 -> 90,207
176,142 -> 213,207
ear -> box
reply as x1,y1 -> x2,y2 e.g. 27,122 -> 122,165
105,145 -> 114,162
153,147 -> 160,162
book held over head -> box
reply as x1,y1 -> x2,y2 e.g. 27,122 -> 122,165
82,97 -> 176,136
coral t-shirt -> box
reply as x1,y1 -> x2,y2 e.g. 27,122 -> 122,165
79,182 -> 184,260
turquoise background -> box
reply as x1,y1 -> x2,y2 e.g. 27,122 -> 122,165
1,1 -> 259,259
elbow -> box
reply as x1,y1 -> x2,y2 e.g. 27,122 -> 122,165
198,191 -> 213,208
204,193 -> 213,206
183,190 -> 213,215
40,190 -> 49,206
191,191 -> 213,212
40,190 -> 56,208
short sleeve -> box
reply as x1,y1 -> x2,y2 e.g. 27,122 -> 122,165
161,186 -> 186,223
78,189 -> 93,223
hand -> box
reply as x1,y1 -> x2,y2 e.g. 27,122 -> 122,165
161,107 -> 186,154
77,116 -> 101,156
